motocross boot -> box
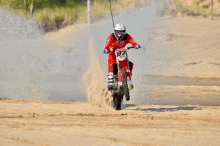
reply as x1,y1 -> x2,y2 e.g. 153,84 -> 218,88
107,72 -> 114,91
127,77 -> 134,90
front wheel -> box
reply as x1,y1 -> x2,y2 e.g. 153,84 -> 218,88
113,93 -> 123,110
122,68 -> 130,101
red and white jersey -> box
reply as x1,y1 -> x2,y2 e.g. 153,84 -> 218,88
104,33 -> 138,51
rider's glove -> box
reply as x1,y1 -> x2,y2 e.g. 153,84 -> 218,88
103,49 -> 109,54
135,45 -> 141,49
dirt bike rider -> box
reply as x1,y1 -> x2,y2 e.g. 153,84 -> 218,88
103,23 -> 141,91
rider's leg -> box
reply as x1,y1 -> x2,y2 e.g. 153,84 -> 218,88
129,61 -> 134,76
128,61 -> 134,90
107,52 -> 116,90
108,51 -> 116,72
113,63 -> 118,76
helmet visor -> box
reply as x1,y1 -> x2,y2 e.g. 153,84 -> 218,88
115,31 -> 125,37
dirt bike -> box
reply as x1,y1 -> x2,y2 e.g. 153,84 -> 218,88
108,46 -> 136,110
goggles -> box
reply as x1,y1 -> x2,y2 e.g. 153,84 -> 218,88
115,31 -> 125,36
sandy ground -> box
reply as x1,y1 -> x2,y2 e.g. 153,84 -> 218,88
1,8 -> 220,146
0,97 -> 220,146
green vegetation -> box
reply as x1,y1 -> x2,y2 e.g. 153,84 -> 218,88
0,0 -> 148,31
194,0 -> 207,15
174,0 -> 195,14
174,0 -> 211,16
0,0 -> 146,23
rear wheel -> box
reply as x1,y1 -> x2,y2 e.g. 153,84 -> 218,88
122,68 -> 130,101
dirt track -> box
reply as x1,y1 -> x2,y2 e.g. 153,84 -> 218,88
0,97 -> 220,146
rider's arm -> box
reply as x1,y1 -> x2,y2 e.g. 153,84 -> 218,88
127,35 -> 141,49
127,35 -> 138,47
104,35 -> 114,53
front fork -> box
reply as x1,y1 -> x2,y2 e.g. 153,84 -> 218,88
116,55 -> 130,89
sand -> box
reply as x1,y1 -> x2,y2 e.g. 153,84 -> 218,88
0,97 -> 220,146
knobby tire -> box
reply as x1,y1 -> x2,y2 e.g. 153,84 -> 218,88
122,68 -> 130,101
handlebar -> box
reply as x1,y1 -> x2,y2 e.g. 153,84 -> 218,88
107,46 -> 136,53
126,46 -> 136,50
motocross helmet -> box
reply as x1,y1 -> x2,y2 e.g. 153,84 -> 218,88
114,23 -> 126,40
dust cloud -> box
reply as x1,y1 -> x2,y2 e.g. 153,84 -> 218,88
83,39 -> 112,108
0,9 -> 52,100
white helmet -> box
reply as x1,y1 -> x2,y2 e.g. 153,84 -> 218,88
114,23 -> 126,40
114,23 -> 126,31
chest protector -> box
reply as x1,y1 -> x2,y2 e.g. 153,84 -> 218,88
111,33 -> 129,49
112,33 -> 128,41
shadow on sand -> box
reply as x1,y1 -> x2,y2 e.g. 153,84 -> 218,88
123,105 -> 202,112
